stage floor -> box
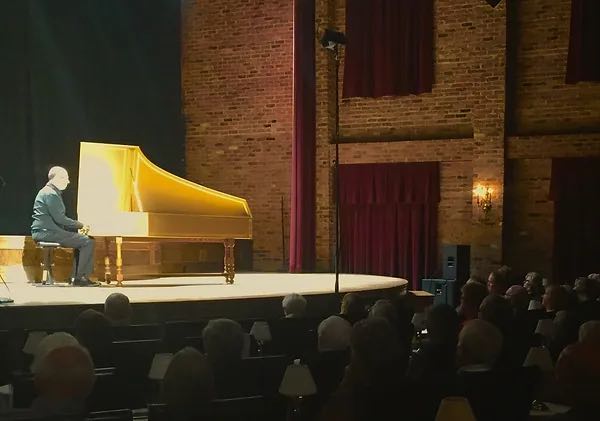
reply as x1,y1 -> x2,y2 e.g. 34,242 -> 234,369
0,272 -> 407,308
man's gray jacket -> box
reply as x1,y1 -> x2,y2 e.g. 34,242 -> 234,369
31,183 -> 83,234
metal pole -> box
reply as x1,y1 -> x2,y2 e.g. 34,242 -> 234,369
334,46 -> 340,295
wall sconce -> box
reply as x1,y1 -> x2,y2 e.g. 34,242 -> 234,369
473,184 -> 493,215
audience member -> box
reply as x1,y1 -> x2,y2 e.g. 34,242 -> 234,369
543,285 -> 570,313
31,332 -> 80,374
31,343 -> 95,420
479,294 -> 513,334
202,319 -> 255,397
318,315 -> 352,352
487,268 -> 509,295
505,284 -> 530,314
104,292 -> 132,326
555,321 -> 600,420
408,304 -> 459,389
339,293 -> 366,325
320,317 -> 415,421
458,280 -> 488,326
161,347 -> 215,420
369,299 -> 412,349
524,272 -> 545,309
573,276 -> 600,321
457,319 -> 503,370
73,309 -> 113,367
282,293 -> 307,318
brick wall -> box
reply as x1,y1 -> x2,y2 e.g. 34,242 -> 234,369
182,0 -> 294,271
182,0 -> 600,280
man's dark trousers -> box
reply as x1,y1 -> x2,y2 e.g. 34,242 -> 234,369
32,230 -> 95,279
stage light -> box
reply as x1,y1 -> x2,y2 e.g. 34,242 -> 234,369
320,28 -> 346,50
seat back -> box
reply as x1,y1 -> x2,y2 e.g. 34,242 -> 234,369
163,320 -> 207,352
458,366 -> 540,421
86,408 -> 133,421
112,323 -> 163,341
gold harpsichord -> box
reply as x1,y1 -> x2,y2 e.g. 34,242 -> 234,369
77,141 -> 252,285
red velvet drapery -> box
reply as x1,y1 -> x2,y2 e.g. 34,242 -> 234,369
339,162 -> 439,289
289,0 -> 316,272
343,0 -> 433,98
549,158 -> 600,281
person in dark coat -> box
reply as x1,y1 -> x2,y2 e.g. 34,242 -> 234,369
31,166 -> 97,286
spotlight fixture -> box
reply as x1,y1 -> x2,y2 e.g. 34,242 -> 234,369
320,28 -> 346,50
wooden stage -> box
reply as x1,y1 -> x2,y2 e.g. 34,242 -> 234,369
0,271 -> 407,330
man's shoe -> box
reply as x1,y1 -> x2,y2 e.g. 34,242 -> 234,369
72,277 -> 100,287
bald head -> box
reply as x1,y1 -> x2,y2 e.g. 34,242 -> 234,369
48,166 -> 70,190
34,344 -> 95,401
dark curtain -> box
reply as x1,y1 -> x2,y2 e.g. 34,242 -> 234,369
566,0 -> 600,83
343,0 -> 433,98
339,163 -> 439,289
289,0 -> 316,272
0,0 -> 184,235
550,158 -> 600,281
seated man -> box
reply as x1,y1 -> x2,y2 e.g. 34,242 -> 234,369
31,166 -> 96,286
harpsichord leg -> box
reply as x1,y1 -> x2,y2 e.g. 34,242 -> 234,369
224,239 -> 235,284
103,237 -> 112,284
116,236 -> 124,287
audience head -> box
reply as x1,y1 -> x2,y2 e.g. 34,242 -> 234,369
104,292 -> 132,325
31,332 -> 79,374
479,294 -> 513,334
33,343 -> 95,402
467,274 -> 486,285
340,293 -> 366,324
282,293 -> 307,318
505,285 -> 530,312
524,271 -> 544,298
457,319 -> 503,368
349,317 -> 407,384
460,280 -> 488,320
574,277 -> 600,302
542,285 -> 570,312
555,339 -> 600,411
487,268 -> 509,295
202,319 -> 244,367
426,304 -> 459,345
368,299 -> 399,327
318,315 -> 352,352
162,347 -> 215,414
579,321 -> 600,345
73,309 -> 113,363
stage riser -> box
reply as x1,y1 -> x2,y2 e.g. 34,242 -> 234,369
0,287 -> 400,330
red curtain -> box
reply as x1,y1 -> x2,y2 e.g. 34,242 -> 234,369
550,158 -> 600,281
343,0 -> 433,98
566,0 -> 600,83
289,0 -> 316,272
339,163 -> 439,289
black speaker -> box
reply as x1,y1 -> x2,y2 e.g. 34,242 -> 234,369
485,0 -> 502,7
422,279 -> 458,308
442,245 -> 470,283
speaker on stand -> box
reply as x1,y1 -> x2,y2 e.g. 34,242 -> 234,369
421,245 -> 470,308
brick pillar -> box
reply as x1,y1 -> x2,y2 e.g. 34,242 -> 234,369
470,2 -> 506,275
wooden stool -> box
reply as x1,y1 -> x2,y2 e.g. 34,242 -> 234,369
35,242 -> 61,285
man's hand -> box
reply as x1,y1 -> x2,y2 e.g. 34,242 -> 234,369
79,225 -> 91,235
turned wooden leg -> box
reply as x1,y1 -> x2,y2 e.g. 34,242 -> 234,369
116,236 -> 123,287
104,237 -> 112,284
224,239 -> 235,284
